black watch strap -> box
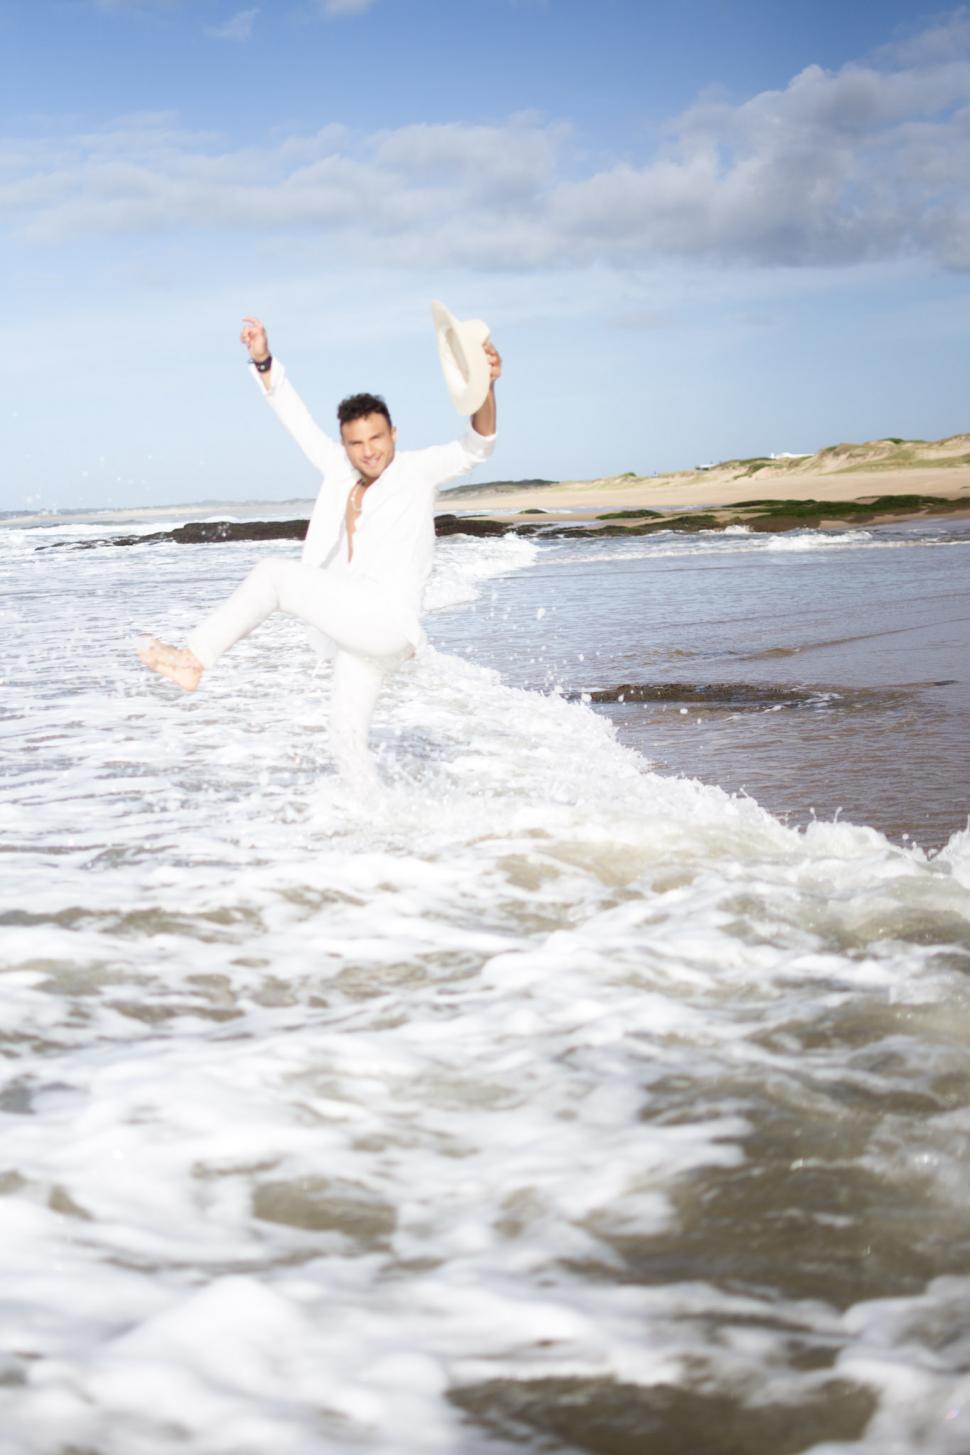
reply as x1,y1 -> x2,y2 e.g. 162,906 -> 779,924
253,354 -> 273,374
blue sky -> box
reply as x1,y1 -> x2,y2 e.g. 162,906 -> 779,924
2,0 -> 969,510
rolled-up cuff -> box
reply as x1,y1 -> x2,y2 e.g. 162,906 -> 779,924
461,427 -> 497,464
184,626 -> 219,670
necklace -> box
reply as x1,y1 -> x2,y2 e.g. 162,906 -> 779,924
349,481 -> 367,517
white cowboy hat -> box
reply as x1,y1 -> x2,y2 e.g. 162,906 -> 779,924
431,300 -> 491,415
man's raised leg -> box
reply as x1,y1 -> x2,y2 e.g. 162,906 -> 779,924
136,557 -> 409,771
137,556 -> 304,692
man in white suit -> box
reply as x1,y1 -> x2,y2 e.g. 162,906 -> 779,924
138,316 -> 501,774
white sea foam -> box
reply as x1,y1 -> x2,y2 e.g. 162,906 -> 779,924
540,528 -> 970,566
764,529 -> 873,550
424,532 -> 539,613
2,523 -> 970,1453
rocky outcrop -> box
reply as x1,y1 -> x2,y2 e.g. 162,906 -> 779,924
432,514 -> 512,537
38,511 -> 530,551
35,493 -> 968,552
37,519 -> 310,550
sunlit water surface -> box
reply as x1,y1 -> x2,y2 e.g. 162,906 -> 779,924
433,518 -> 970,849
1,510 -> 969,1455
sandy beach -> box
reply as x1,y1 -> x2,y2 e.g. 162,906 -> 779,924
450,433 -> 970,519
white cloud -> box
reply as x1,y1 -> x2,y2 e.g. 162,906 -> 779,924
4,17 -> 970,271
373,118 -> 568,200
206,7 -> 258,42
876,6 -> 970,66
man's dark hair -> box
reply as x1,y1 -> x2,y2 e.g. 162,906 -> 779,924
337,393 -> 392,428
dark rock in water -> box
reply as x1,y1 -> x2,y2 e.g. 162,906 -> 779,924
434,514 -> 512,537
739,494 -> 960,532
172,519 -> 308,544
567,682 -> 829,709
38,519 -> 310,551
595,508 -> 664,520
36,490 -> 966,552
39,513 -> 517,551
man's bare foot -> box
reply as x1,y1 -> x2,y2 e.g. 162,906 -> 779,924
137,638 -> 204,692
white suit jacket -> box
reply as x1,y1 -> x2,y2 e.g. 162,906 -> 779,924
256,360 -> 496,652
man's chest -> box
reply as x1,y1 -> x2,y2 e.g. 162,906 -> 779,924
344,479 -> 366,558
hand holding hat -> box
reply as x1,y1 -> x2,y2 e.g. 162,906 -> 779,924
431,300 -> 498,416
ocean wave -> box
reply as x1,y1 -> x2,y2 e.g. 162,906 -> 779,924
764,528 -> 872,550
537,529 -> 970,565
2,529 -> 969,1453
425,531 -> 540,612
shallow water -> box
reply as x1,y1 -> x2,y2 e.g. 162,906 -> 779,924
1,512 -> 970,1454
433,519 -> 970,848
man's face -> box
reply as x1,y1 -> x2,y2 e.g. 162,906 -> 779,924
340,413 -> 397,482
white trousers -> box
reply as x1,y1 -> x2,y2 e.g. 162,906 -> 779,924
186,557 -> 412,775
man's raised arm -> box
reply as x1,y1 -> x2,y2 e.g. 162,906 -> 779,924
470,341 -> 501,438
239,315 -> 345,478
416,338 -> 502,493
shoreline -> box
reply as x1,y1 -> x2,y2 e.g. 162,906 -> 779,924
449,466 -> 970,520
446,454 -> 970,535
26,493 -> 970,552
448,433 -> 970,521
461,498 -> 970,535
6,437 -> 969,539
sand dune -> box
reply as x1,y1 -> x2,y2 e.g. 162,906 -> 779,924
453,434 -> 970,515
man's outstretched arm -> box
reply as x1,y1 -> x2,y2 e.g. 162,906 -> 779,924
239,315 -> 346,479
419,338 -> 502,491
470,341 -> 501,437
